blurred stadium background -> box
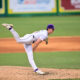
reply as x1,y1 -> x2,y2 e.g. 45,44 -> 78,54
0,0 -> 80,80
0,0 -> 80,16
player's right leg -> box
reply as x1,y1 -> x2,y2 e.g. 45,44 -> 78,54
2,23 -> 22,43
2,23 -> 34,44
2,23 -> 30,44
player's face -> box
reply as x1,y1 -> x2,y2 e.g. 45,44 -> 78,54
48,29 -> 54,34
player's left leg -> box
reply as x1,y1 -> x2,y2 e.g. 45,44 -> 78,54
24,44 -> 38,70
24,44 -> 46,75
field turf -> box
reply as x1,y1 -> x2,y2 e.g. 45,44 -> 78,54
0,52 -> 80,69
0,16 -> 80,37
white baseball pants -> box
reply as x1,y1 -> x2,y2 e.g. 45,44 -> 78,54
10,29 -> 38,70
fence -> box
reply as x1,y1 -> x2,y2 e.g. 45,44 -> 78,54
0,0 -> 80,17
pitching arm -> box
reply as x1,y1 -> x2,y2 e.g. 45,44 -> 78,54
33,39 -> 42,51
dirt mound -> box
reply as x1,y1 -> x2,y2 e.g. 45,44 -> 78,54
0,66 -> 80,80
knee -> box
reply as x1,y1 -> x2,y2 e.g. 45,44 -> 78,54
16,39 -> 22,43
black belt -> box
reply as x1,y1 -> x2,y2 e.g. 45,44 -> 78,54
33,35 -> 35,38
33,35 -> 35,43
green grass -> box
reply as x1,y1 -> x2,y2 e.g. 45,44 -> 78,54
0,51 -> 80,69
0,16 -> 80,37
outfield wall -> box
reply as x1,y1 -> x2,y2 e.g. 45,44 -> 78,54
0,0 -> 80,17
58,0 -> 80,15
0,0 -> 6,16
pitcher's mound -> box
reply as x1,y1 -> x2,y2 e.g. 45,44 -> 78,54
0,66 -> 80,80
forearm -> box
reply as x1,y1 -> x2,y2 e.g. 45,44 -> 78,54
32,39 -> 42,51
33,44 -> 38,51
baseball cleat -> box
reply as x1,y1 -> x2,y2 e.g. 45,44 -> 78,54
2,23 -> 13,30
35,70 -> 46,75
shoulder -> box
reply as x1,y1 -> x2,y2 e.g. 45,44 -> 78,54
40,30 -> 48,35
39,30 -> 48,40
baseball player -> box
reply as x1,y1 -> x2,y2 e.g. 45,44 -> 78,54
2,23 -> 55,75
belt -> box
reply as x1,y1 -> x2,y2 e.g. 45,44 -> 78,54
33,35 -> 35,43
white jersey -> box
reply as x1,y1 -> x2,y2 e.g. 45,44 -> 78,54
20,30 -> 48,44
32,30 -> 48,41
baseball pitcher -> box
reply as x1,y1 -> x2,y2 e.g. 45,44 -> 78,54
2,23 -> 55,75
